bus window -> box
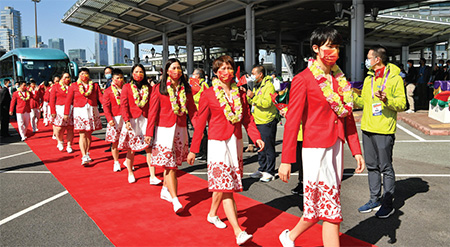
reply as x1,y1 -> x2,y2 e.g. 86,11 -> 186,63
21,59 -> 70,84
0,56 -> 14,79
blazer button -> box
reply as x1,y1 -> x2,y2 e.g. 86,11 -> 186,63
334,120 -> 338,124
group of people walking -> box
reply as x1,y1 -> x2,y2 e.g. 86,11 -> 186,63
2,26 -> 408,246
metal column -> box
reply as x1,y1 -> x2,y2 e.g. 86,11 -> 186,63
245,4 -> 254,72
276,30 -> 282,75
351,0 -> 364,82
431,44 -> 436,66
401,46 -> 409,68
186,24 -> 194,75
134,43 -> 140,65
162,33 -> 169,67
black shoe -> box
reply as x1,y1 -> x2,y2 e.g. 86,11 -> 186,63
291,183 -> 303,195
195,154 -> 207,160
104,147 -> 111,152
375,205 -> 395,219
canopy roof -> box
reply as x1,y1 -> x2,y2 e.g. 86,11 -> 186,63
62,0 -> 448,54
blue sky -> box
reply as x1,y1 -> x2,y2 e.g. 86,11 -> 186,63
1,0 -> 165,64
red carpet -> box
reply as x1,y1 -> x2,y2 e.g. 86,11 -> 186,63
11,120 -> 375,247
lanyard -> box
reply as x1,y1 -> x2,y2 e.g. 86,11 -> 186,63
371,70 -> 390,99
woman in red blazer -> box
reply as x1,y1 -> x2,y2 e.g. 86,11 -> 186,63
117,64 -> 160,185
186,55 -> 264,246
64,68 -> 102,165
104,68 -> 129,173
50,73 -> 74,153
144,58 -> 197,214
9,81 -> 31,141
28,80 -> 42,132
42,81 -> 52,127
277,27 -> 365,247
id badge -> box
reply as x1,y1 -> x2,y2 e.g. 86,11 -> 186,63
251,104 -> 255,113
372,102 -> 382,116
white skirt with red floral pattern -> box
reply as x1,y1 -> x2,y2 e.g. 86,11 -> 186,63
73,104 -> 102,131
207,134 -> 244,192
118,115 -> 149,151
151,124 -> 188,169
106,115 -> 124,143
302,139 -> 344,223
53,105 -> 74,127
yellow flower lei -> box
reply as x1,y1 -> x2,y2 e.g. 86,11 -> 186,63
212,78 -> 243,124
77,79 -> 94,97
60,81 -> 69,94
166,77 -> 188,116
308,59 -> 353,118
111,83 -> 121,105
19,90 -> 31,101
131,83 -> 149,108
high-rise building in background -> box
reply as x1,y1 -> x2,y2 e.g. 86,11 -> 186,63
95,33 -> 108,66
69,49 -> 86,65
48,38 -> 64,52
0,6 -> 22,51
124,48 -> 131,64
112,38 -> 124,64
22,35 -> 42,48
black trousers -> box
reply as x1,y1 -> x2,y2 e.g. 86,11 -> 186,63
256,119 -> 278,175
1,110 -> 10,136
293,141 -> 303,184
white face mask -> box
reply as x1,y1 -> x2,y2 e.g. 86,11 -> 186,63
365,58 -> 374,70
247,75 -> 255,84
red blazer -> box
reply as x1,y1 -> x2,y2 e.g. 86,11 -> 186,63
50,84 -> 69,115
10,91 -> 31,114
43,87 -> 51,102
281,68 -> 361,164
29,88 -> 42,109
103,86 -> 121,122
146,83 -> 197,137
120,83 -> 151,122
64,82 -> 102,115
190,87 -> 261,154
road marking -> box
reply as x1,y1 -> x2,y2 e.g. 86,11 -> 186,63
189,172 -> 450,177
0,191 -> 69,226
0,170 -> 51,174
0,150 -> 33,161
395,140 -> 450,143
397,124 -> 426,141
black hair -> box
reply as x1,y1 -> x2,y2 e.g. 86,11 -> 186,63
310,26 -> 342,56
370,45 -> 389,65
159,58 -> 191,95
130,64 -> 148,89
52,75 -> 60,81
30,79 -> 36,84
4,78 -> 10,83
79,68 -> 90,74
104,66 -> 114,73
212,55 -> 235,73
407,60 -> 414,65
112,68 -> 124,77
420,58 -> 426,64
252,64 -> 266,77
44,81 -> 50,87
19,81 -> 27,86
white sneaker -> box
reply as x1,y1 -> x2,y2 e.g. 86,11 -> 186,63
160,187 -> 172,202
279,229 -> 295,247
123,160 -> 135,170
21,137 -> 27,141
86,153 -> 93,162
52,135 -> 57,140
81,155 -> 89,165
249,170 -> 263,178
405,109 -> 415,114
260,172 -> 275,182
149,177 -> 162,185
207,215 -> 227,229
128,174 -> 136,183
57,142 -> 64,151
67,146 -> 73,153
113,162 -> 121,172
172,197 -> 183,214
236,231 -> 253,245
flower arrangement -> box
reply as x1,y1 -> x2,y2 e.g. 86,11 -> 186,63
167,77 -> 187,116
60,81 -> 69,94
111,83 -> 121,105
309,59 -> 353,118
212,78 -> 243,124
131,83 -> 149,108
19,91 -> 31,101
77,78 -> 94,97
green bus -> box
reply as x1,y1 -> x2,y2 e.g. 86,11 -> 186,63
0,48 -> 78,86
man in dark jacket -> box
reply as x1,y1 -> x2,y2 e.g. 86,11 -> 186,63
405,60 -> 417,113
0,79 -> 12,137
